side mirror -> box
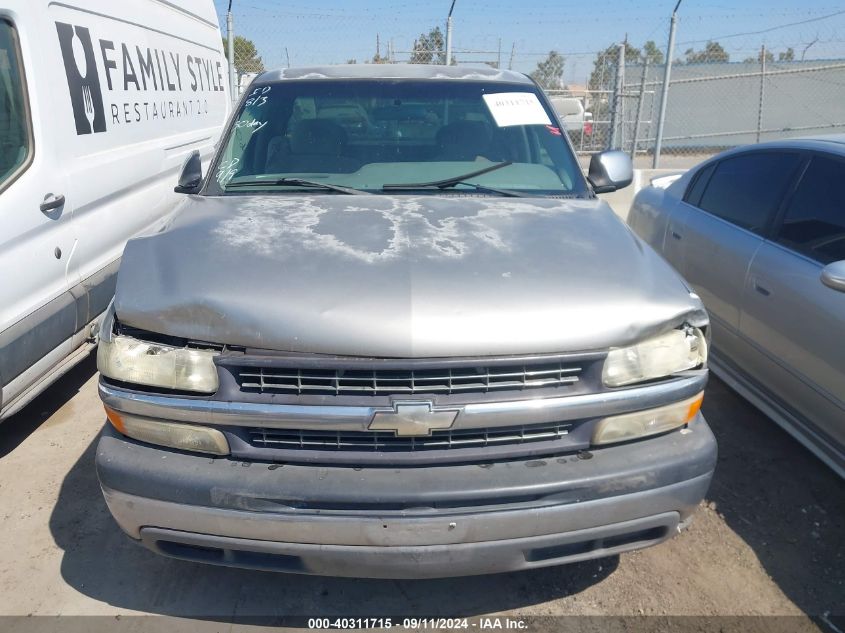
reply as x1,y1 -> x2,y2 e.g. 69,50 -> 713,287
588,150 -> 634,193
174,150 -> 202,194
821,260 -> 845,292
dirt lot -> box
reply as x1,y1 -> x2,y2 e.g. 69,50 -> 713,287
0,353 -> 842,631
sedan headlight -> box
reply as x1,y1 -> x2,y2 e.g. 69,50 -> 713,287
603,327 -> 707,387
98,334 -> 219,393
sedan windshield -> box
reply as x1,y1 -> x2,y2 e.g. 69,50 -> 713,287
206,79 -> 589,197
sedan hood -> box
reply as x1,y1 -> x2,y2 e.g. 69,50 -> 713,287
114,194 -> 705,357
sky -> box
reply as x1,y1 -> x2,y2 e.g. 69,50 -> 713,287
212,0 -> 845,83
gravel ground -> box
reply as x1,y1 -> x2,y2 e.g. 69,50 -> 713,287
0,353 -> 842,632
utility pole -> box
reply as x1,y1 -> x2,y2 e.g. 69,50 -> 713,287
653,0 -> 682,168
508,42 -> 515,70
445,0 -> 457,66
227,0 -> 236,101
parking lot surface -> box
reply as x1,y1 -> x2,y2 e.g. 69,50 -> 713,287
0,354 -> 842,628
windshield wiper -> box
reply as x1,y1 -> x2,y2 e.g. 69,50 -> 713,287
382,161 -> 515,192
225,178 -> 368,195
438,181 -> 527,197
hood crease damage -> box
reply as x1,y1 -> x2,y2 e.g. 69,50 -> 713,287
114,194 -> 705,358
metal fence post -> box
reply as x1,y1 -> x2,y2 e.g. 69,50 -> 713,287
227,2 -> 236,101
618,44 -> 626,148
445,0 -> 456,66
631,58 -> 649,159
756,44 -> 766,143
608,43 -> 625,149
653,0 -> 682,167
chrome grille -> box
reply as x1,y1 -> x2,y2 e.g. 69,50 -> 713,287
248,422 -> 573,452
235,362 -> 582,396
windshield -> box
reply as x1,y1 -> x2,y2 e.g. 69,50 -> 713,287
206,79 -> 589,197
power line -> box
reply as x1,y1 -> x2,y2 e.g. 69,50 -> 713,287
677,8 -> 845,45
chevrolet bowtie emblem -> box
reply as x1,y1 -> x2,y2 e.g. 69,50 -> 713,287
369,402 -> 460,437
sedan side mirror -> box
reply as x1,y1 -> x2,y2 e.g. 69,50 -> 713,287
821,260 -> 845,292
588,150 -> 634,193
174,150 -> 202,194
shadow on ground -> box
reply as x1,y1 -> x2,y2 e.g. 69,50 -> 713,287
48,436 -> 617,619
702,376 -> 844,620
0,352 -> 97,459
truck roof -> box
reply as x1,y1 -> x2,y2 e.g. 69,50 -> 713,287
257,64 -> 533,84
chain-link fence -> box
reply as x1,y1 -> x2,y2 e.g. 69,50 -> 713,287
221,4 -> 845,168
550,41 -> 845,166
544,88 -> 616,154
611,56 -> 845,167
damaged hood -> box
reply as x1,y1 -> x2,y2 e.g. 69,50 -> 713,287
114,194 -> 706,357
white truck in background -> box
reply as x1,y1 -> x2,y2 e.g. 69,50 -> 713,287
549,96 -> 593,146
0,0 -> 230,420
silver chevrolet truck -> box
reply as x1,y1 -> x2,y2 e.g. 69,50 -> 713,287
95,64 -> 715,578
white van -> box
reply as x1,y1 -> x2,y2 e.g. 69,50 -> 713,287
0,0 -> 230,419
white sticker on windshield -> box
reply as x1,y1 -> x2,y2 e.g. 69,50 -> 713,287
483,92 -> 551,127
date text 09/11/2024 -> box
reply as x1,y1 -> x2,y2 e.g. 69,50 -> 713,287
306,617 -> 529,629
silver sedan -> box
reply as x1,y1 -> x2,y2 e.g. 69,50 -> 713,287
629,136 -> 845,478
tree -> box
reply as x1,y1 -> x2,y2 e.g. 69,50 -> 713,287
742,47 -> 794,64
683,41 -> 729,64
743,49 -> 774,64
346,58 -> 357,64
222,36 -> 265,74
530,51 -> 565,90
410,26 -> 445,65
588,42 -> 641,91
642,40 -> 664,65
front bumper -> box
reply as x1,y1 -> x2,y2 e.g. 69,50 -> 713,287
96,413 -> 717,578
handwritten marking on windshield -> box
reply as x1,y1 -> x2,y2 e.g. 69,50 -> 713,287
235,118 -> 268,133
245,86 -> 271,107
216,157 -> 240,184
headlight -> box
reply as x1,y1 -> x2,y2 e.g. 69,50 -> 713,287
602,327 -> 707,387
592,392 -> 704,445
105,407 -> 229,455
98,334 -> 219,393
